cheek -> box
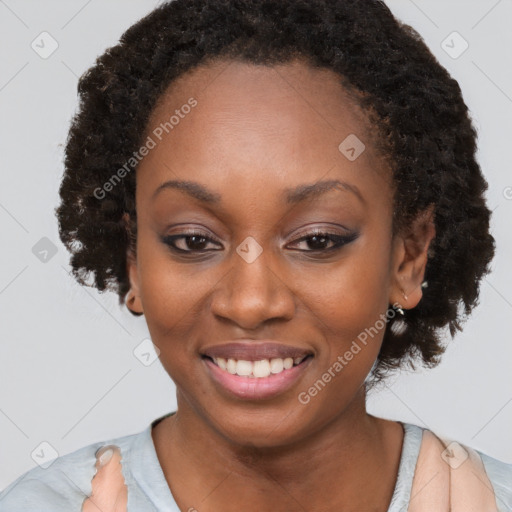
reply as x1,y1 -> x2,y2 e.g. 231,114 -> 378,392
293,232 -> 392,396
299,234 -> 392,339
135,233 -> 226,362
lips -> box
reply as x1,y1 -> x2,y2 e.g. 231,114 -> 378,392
202,341 -> 312,361
201,341 -> 314,400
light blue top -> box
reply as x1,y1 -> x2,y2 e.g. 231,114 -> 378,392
1,412 -> 510,511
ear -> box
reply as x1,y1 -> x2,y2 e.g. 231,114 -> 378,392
123,213 -> 144,315
389,205 -> 435,311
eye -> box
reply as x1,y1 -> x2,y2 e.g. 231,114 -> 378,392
161,228 -> 359,256
287,229 -> 359,253
161,230 -> 222,253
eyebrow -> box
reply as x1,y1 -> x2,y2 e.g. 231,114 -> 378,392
152,178 -> 365,204
285,179 -> 365,205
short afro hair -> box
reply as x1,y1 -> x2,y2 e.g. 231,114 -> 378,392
56,0 -> 495,387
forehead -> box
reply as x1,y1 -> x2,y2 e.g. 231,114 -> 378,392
136,58 -> 392,213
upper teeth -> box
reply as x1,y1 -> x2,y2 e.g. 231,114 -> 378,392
213,357 -> 305,378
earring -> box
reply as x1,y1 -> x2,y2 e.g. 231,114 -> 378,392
396,306 -> 405,316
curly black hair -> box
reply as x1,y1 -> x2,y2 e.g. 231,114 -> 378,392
55,0 -> 495,387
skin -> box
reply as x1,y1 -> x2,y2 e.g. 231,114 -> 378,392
82,446 -> 127,512
125,57 -> 435,511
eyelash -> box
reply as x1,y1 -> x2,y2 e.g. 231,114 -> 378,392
161,228 -> 358,255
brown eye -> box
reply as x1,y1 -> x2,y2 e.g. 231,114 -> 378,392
288,230 -> 359,252
161,231 -> 222,253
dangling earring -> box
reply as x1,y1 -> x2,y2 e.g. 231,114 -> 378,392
393,288 -> 407,315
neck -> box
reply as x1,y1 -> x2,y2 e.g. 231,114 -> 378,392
153,388 -> 403,512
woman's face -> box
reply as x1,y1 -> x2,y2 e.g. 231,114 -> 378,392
128,58 -> 419,446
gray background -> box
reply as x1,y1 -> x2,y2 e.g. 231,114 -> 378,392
0,0 -> 511,491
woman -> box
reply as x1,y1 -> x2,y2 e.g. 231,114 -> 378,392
1,0 -> 510,510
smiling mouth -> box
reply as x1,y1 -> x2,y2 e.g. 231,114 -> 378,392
202,355 -> 313,378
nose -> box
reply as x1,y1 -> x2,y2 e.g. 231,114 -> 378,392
210,240 -> 295,330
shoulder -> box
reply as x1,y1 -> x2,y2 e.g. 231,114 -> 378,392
404,422 -> 512,511
0,428 -> 144,512
477,449 -> 512,510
